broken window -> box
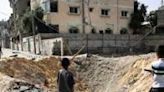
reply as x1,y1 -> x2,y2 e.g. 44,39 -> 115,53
101,9 -> 110,16
50,0 -> 58,12
69,7 -> 80,14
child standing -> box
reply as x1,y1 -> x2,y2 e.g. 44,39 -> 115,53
149,45 -> 164,92
57,58 -> 75,92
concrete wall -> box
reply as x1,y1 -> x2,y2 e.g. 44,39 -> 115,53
157,6 -> 164,25
20,34 -> 164,55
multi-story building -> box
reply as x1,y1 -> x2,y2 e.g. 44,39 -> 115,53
156,5 -> 164,33
31,0 -> 134,34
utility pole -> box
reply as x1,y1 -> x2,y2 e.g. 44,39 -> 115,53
31,10 -> 36,54
117,0 -> 119,33
13,3 -> 18,50
82,0 -> 85,34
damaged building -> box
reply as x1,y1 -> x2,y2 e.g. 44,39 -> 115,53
31,0 -> 134,34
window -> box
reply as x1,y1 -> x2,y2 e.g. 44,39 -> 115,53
41,1 -> 49,12
105,28 -> 113,34
89,8 -> 94,12
69,7 -> 80,14
120,28 -> 128,34
50,0 -> 58,12
99,30 -> 104,34
91,28 -> 96,33
121,11 -> 128,17
69,27 -> 79,33
101,9 -> 110,16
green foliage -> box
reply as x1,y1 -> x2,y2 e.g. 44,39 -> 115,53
22,8 -> 32,34
69,27 -> 79,33
129,1 -> 147,34
134,1 -> 139,13
140,4 -> 147,16
35,7 -> 44,20
91,28 -> 96,34
120,28 -> 128,34
21,7 -> 44,35
147,11 -> 157,27
105,28 -> 113,34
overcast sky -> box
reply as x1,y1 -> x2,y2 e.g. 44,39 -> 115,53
0,0 -> 12,21
0,0 -> 162,21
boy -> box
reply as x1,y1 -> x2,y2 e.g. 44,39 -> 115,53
148,45 -> 164,92
57,58 -> 75,92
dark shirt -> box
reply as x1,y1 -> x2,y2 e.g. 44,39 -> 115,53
57,68 -> 75,92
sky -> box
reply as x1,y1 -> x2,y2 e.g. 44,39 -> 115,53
138,0 -> 162,12
0,0 -> 162,21
0,0 -> 12,21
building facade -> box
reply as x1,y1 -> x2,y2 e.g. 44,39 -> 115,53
156,5 -> 164,33
31,0 -> 134,34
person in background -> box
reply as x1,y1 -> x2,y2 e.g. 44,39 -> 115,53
57,58 -> 75,92
147,45 -> 164,92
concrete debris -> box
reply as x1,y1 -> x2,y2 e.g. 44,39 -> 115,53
74,53 -> 156,92
0,73 -> 44,92
0,53 -> 157,92
0,57 -> 91,92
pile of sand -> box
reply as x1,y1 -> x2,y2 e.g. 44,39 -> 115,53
0,73 -> 44,92
0,53 -> 157,92
75,53 -> 156,92
0,57 -> 91,92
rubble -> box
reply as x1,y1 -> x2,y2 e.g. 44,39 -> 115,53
0,73 -> 44,92
75,53 -> 156,92
0,53 -> 157,92
0,57 -> 91,92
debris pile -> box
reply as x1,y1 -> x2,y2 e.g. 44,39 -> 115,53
0,53 -> 157,92
75,53 -> 156,92
0,73 -> 44,92
0,57 -> 91,92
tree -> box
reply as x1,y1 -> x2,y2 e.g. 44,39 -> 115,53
147,11 -> 157,27
129,1 -> 147,34
134,1 -> 139,13
140,4 -> 147,16
22,7 -> 44,35
140,4 -> 147,22
120,28 -> 128,34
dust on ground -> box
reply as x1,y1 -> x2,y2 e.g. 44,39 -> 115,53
0,53 -> 156,92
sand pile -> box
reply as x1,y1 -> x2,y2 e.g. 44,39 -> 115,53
0,53 -> 157,92
75,53 -> 156,92
0,57 -> 91,92
0,73 -> 44,92
114,53 -> 156,92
